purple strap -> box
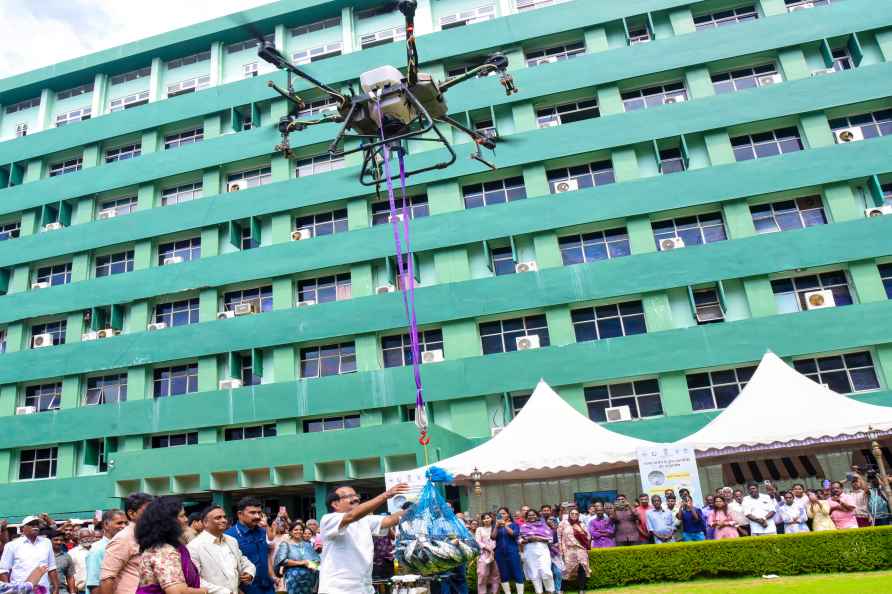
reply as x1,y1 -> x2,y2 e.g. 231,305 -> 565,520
374,99 -> 428,435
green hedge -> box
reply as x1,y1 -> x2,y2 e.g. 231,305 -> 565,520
467,527 -> 892,591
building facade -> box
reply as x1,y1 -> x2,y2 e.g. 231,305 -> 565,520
1,0 -> 892,520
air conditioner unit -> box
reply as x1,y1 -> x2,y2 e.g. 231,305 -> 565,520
147,322 -> 167,331
539,119 -> 560,128
219,379 -> 244,390
789,2 -> 815,11
227,181 -> 243,192
97,209 -> 117,220
515,260 -> 539,273
804,289 -> 835,310
833,127 -> 864,144
44,222 -> 63,231
31,281 -> 51,290
662,95 -> 686,105
553,179 -> 579,194
82,331 -> 99,341
97,328 -> 117,339
32,333 -> 54,348
865,205 -> 892,217
217,310 -> 236,320
16,406 -> 37,415
162,256 -> 184,265
515,335 -> 541,350
291,228 -> 313,241
757,74 -> 782,86
811,68 -> 835,76
233,302 -> 256,316
421,349 -> 444,364
659,237 -> 685,251
388,213 -> 405,223
376,284 -> 396,294
604,405 -> 633,422
298,299 -> 317,307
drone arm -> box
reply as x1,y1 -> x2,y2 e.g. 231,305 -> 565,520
258,44 -> 347,105
439,53 -> 517,96
438,64 -> 500,92
437,114 -> 496,150
398,0 -> 420,87
267,81 -> 306,110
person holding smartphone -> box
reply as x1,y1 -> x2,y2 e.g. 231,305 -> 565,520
491,508 -> 524,594
675,493 -> 706,542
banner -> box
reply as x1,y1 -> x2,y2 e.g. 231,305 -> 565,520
636,445 -> 704,507
384,467 -> 428,513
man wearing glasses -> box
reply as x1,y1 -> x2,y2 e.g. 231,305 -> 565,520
318,483 -> 409,594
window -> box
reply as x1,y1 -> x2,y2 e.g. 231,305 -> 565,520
547,161 -> 615,192
85,374 -> 127,405
291,16 -> 341,36
558,228 -> 631,265
693,288 -> 724,324
161,182 -> 203,206
516,0 -> 572,12
158,238 -> 201,264
95,251 -> 134,277
36,263 -> 72,286
831,48 -> 853,72
303,415 -> 360,433
24,383 -> 62,412
243,62 -> 258,78
440,4 -> 495,29
357,5 -> 396,19
786,0 -> 832,10
295,153 -> 345,177
371,196 -> 429,226
878,263 -> 892,299
652,213 -> 727,248
225,424 -> 277,441
293,42 -> 343,65
627,24 -> 652,45
164,128 -> 204,150
151,432 -> 198,448
154,298 -> 199,327
110,67 -> 151,85
771,270 -> 853,313
18,448 -> 57,480
794,351 -> 880,393
829,110 -> 892,140
153,364 -> 199,398
105,144 -> 141,163
750,196 -> 826,234
712,64 -> 780,95
693,5 -> 758,30
571,301 -> 646,342
296,209 -> 348,237
223,286 -> 273,313
15,123 -> 27,137
108,91 -> 149,112
585,380 -> 662,422
0,330 -> 5,354
227,34 -> 274,53
228,167 -> 272,189
297,273 -> 352,305
0,221 -> 21,241
480,315 -> 550,355
300,343 -> 357,378
525,42 -> 585,67
238,225 -> 258,251
49,158 -> 83,177
731,127 -> 804,161
55,107 -> 91,127
490,246 -> 515,276
298,98 -> 340,118
237,353 -> 261,387
475,119 -> 497,138
56,83 -> 92,102
360,27 -> 406,49
31,321 -> 66,347
621,82 -> 687,111
511,393 -> 531,416
5,97 -> 40,114
659,148 -> 686,174
382,329 -> 444,367
687,365 -> 757,410
462,176 -> 526,209
167,51 -> 210,69
99,197 -> 138,217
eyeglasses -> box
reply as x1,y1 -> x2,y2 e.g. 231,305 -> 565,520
339,494 -> 361,503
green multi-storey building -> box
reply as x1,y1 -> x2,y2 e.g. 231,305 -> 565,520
2,0 -> 892,521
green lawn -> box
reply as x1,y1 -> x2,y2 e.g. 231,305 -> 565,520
586,570 -> 892,593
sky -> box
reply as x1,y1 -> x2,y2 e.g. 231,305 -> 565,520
0,0 -> 275,80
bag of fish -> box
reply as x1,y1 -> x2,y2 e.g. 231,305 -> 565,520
394,466 -> 479,575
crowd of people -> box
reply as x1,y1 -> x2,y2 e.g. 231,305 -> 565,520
0,468 -> 889,594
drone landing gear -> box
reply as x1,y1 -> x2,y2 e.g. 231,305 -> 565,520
435,114 -> 498,171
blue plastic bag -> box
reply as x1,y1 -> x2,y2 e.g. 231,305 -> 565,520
394,467 -> 479,575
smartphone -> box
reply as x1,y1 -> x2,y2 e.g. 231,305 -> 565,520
94,510 -> 102,522
763,480 -> 771,487
278,506 -> 287,517
822,479 -> 831,490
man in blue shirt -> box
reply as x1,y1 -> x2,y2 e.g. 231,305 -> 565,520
225,497 -> 270,594
645,495 -> 675,544
675,491 -> 707,541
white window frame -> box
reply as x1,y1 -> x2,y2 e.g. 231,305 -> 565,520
711,64 -> 780,94
5,97 -> 40,115
439,4 -> 496,30
536,99 -> 599,128
105,143 -> 142,163
525,42 -> 585,67
55,106 -> 92,127
293,42 -> 343,65
49,158 -> 83,177
227,167 -> 272,188
164,128 -> 204,150
360,27 -> 406,49
621,82 -> 688,111
167,75 -> 211,98
110,67 -> 151,85
15,122 -> 28,137
770,270 -> 853,314
693,5 -> 758,30
166,51 -> 210,70
295,153 -> 346,177
515,0 -> 571,11
18,447 -> 58,481
99,196 -> 138,217
291,17 -> 341,36
108,91 -> 149,112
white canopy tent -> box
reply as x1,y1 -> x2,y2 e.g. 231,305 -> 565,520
433,379 -> 657,481
679,351 -> 892,457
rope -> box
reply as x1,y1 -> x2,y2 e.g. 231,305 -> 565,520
373,97 -> 429,448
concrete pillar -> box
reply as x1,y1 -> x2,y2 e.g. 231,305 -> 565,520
347,198 -> 369,230
36,88 -> 54,132
642,292 -> 674,332
148,57 -> 164,103
427,180 -> 462,214
532,232 -> 562,269
659,371 -> 693,416
91,73 -> 108,118
433,247 -> 471,283
612,147 -> 639,182
596,84 -> 623,116
313,483 -> 329,520
522,163 -> 549,197
355,334 -> 379,372
273,345 -> 296,383
759,0 -> 789,17
544,305 -> 574,346
511,102 -> 537,133
684,66 -> 715,100
443,319 -> 480,358
723,198 -> 756,239
137,182 -> 156,210
414,0 -> 434,35
778,47 -> 811,81
823,183 -> 861,223
876,29 -> 892,62
848,260 -> 888,303
743,276 -> 777,318
800,112 -> 833,149
704,130 -> 735,166
627,215 -> 656,254
668,7 -> 696,35
272,277 -> 294,310
209,42 -> 224,87
341,7 -> 355,54
584,27 -> 609,53
198,356 -> 218,392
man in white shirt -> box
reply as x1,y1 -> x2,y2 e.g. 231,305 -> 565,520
69,529 -> 95,594
188,506 -> 255,594
318,483 -> 409,594
0,516 -> 59,594
741,482 -> 777,535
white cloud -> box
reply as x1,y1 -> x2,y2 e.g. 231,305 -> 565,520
0,0 -> 275,80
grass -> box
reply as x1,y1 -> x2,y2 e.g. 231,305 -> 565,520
585,570 -> 892,593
